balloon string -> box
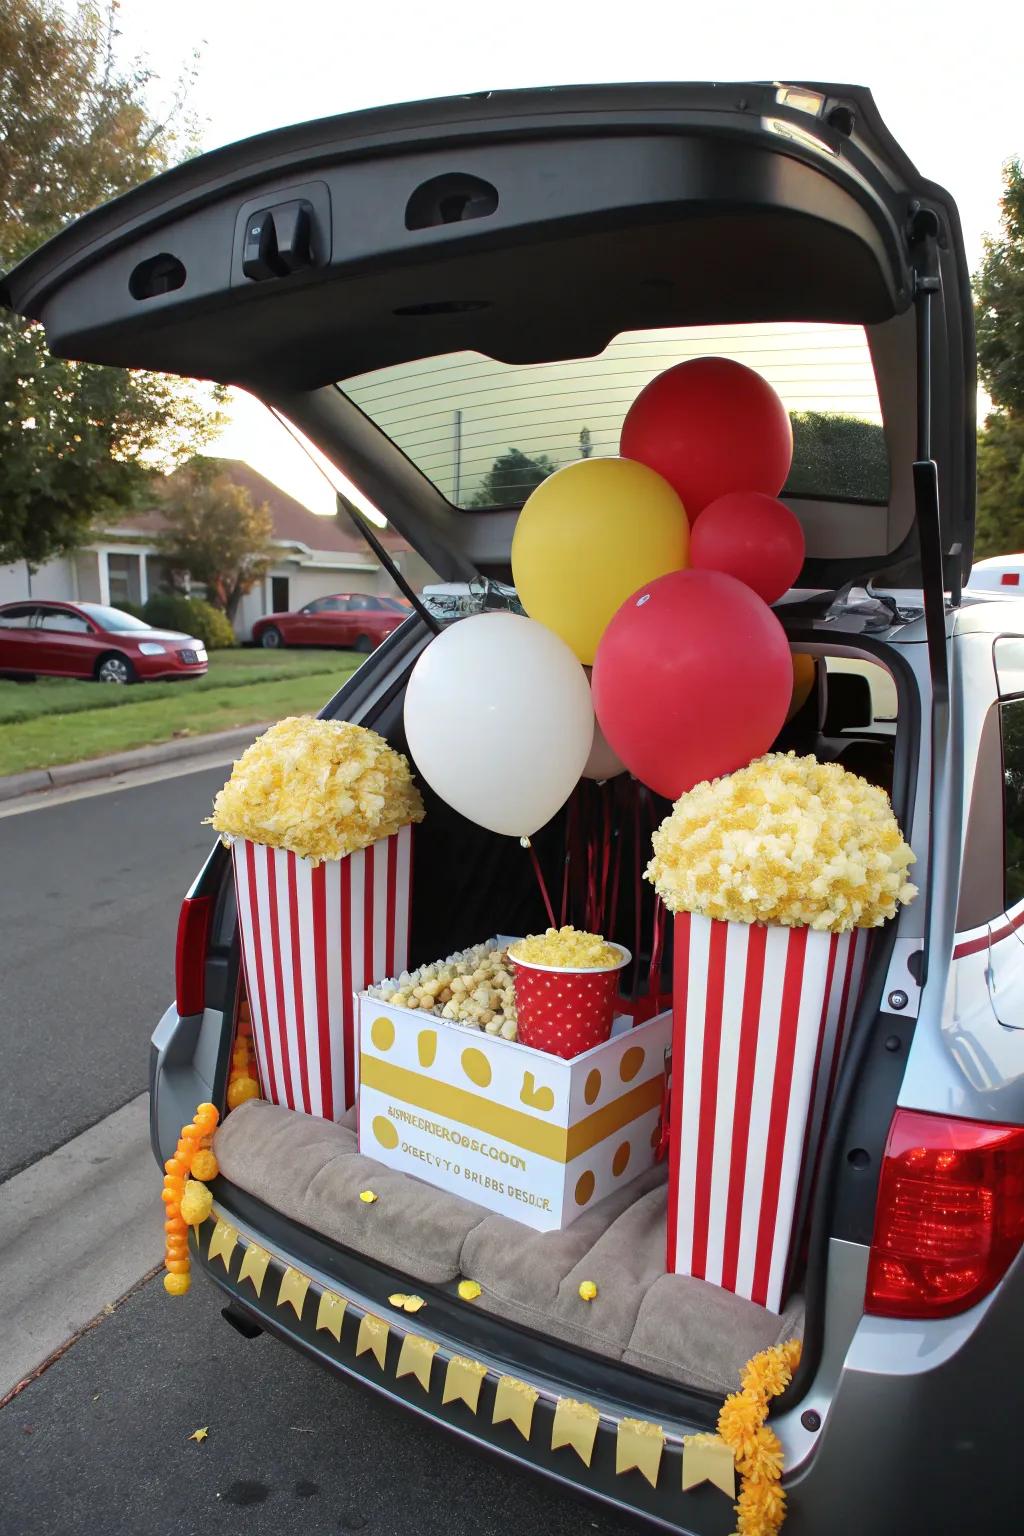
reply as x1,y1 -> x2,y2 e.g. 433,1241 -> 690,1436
599,788 -> 612,934
632,787 -> 642,1001
648,898 -> 665,998
525,839 -> 557,928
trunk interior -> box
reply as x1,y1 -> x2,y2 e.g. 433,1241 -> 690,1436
206,635 -> 904,1406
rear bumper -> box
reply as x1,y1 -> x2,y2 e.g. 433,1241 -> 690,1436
186,1183 -> 728,1536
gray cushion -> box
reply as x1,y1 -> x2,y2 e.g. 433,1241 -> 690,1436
214,1100 -> 804,1395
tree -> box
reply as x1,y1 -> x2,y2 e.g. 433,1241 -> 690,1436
157,460 -> 275,620
0,0 -> 222,569
974,412 -> 1024,558
975,159 -> 1024,414
470,447 -> 558,507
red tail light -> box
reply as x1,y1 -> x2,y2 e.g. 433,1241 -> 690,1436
175,896 -> 212,1016
865,1109 -> 1024,1318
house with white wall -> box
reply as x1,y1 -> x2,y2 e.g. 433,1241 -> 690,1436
0,461 -> 435,639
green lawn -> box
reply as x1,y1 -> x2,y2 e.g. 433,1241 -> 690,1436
0,648 -> 361,777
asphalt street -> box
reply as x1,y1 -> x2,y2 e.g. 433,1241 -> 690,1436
0,764 -> 225,1181
0,762 -> 644,1536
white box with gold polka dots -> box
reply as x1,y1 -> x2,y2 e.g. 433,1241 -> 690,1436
357,991 -> 671,1230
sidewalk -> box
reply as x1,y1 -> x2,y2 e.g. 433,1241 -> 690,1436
0,722 -> 270,803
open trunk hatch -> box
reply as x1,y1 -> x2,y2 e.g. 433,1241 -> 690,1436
1,81 -> 973,591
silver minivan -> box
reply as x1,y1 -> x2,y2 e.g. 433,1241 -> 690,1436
6,81 -> 1022,1535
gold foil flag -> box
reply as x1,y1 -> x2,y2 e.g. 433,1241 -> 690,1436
396,1334 -> 439,1394
615,1418 -> 664,1488
682,1433 -> 736,1498
277,1267 -> 310,1320
207,1219 -> 239,1272
355,1314 -> 389,1371
551,1398 -> 601,1467
442,1356 -> 488,1414
492,1376 -> 538,1441
237,1242 -> 271,1298
315,1290 -> 347,1343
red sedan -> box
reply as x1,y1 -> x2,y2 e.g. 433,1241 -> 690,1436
251,593 -> 410,652
0,600 -> 208,683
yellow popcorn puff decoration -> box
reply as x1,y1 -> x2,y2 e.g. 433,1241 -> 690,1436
209,717 -> 425,865
359,1190 -> 378,1204
647,752 -> 917,933
457,1279 -> 482,1301
578,1280 -> 598,1302
510,926 -> 624,969
179,1179 -> 213,1227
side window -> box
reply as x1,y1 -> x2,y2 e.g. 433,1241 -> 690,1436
1002,699 -> 1024,908
348,595 -> 374,611
38,609 -> 90,633
321,597 -> 347,612
0,605 -> 38,628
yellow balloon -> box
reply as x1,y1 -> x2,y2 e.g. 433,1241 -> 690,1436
511,457 -> 689,664
787,653 -> 817,722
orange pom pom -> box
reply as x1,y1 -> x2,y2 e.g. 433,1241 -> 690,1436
190,1149 -> 219,1181
165,1257 -> 190,1274
160,1188 -> 180,1206
164,1157 -> 187,1177
181,1124 -> 203,1144
164,1217 -> 187,1235
227,1076 -> 260,1110
164,1271 -> 190,1296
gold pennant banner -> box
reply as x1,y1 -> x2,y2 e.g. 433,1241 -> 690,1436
492,1376 -> 538,1441
315,1290 -> 347,1343
396,1334 -> 439,1394
237,1242 -> 271,1298
207,1219 -> 239,1272
277,1266 -> 310,1320
681,1433 -> 736,1498
442,1355 -> 488,1414
551,1398 -> 601,1467
615,1418 -> 664,1488
355,1314 -> 389,1371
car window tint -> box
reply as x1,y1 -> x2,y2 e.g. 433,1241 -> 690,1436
0,605 -> 38,627
1002,699 -> 1024,908
348,596 -> 374,610
37,609 -> 90,633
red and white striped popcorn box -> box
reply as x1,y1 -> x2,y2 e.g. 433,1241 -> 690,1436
231,825 -> 413,1121
667,911 -> 869,1313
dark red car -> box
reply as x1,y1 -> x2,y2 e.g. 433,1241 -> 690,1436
0,600 -> 208,683
251,592 -> 410,652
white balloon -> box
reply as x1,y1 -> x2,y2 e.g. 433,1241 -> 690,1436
583,715 -> 627,781
404,613 -> 594,837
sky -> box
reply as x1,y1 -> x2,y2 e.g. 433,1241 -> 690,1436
112,0 -> 1024,517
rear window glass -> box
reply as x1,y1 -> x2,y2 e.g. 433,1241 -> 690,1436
341,322 -> 887,511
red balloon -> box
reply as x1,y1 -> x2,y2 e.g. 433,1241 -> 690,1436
690,491 -> 806,604
591,570 -> 792,800
620,357 -> 793,522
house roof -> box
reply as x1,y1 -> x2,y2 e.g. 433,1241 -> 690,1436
112,458 -> 409,556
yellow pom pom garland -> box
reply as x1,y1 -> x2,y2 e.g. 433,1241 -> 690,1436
717,1340 -> 801,1536
161,1103 -> 219,1296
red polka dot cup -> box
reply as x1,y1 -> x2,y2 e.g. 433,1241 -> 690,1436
511,947 -> 631,1059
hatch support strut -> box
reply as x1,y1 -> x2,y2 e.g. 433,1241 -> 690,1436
910,208 -> 953,989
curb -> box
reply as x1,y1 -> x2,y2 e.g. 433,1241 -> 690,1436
0,722 -> 272,804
